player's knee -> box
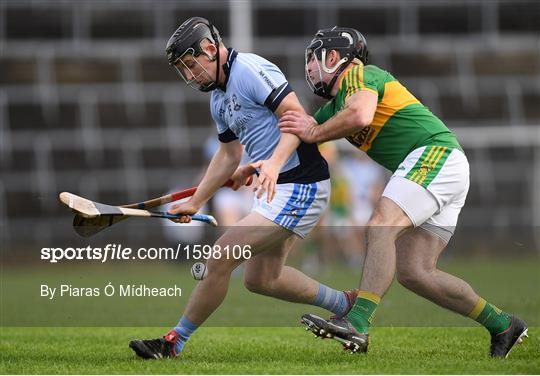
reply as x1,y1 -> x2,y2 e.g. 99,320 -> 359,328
205,258 -> 233,276
205,250 -> 239,275
396,264 -> 427,290
207,239 -> 245,274
366,209 -> 385,227
367,198 -> 413,229
243,274 -> 271,295
396,269 -> 420,290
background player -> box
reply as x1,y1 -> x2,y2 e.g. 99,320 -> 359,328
278,27 -> 528,358
129,18 -> 358,360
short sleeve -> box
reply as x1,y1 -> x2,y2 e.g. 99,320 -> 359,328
237,55 -> 292,111
342,65 -> 379,100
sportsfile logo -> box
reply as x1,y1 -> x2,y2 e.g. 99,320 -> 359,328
41,244 -> 140,263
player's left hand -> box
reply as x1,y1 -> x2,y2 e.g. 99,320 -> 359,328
229,165 -> 255,190
250,159 -> 280,203
278,111 -> 318,143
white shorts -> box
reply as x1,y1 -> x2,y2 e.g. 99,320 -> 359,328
252,179 -> 331,238
382,146 -> 469,243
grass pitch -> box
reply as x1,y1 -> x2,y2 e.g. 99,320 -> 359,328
1,258 -> 539,373
1,326 -> 538,374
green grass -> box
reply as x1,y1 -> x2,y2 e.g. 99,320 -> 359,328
1,258 -> 539,373
2,258 -> 539,327
1,327 -> 538,374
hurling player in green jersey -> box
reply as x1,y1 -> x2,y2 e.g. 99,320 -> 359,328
279,27 -> 527,358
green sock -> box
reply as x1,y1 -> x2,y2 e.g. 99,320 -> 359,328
468,297 -> 512,335
346,291 -> 380,333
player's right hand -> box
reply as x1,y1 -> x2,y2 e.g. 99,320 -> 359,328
278,110 -> 318,143
167,200 -> 199,223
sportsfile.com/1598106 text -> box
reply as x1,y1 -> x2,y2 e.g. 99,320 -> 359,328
40,244 -> 253,263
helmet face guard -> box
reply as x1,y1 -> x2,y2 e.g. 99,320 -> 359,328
305,42 -> 325,98
304,27 -> 368,99
172,46 -> 217,92
305,39 -> 351,99
166,17 -> 222,92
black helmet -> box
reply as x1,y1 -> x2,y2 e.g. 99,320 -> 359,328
166,17 -> 222,92
305,26 -> 368,99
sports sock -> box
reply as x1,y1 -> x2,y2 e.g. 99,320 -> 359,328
468,297 -> 512,335
313,283 -> 350,316
173,315 -> 198,354
347,290 -> 381,333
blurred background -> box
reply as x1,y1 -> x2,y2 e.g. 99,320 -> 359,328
1,0 -> 539,254
1,0 -> 539,328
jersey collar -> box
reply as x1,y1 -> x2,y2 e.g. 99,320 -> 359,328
219,47 -> 238,91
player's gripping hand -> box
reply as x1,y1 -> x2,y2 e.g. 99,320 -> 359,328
167,200 -> 199,223
250,159 -> 280,203
278,110 -> 318,143
228,165 -> 255,191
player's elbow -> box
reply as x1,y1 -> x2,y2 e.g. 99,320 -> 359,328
231,147 -> 243,164
351,106 -> 374,128
224,143 -> 243,166
345,105 -> 373,129
358,113 -> 374,128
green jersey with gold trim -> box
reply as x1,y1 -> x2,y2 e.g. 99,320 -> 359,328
313,63 -> 462,172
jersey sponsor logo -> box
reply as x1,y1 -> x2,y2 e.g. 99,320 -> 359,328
346,126 -> 371,148
258,70 -> 277,90
233,112 -> 254,133
365,128 -> 377,145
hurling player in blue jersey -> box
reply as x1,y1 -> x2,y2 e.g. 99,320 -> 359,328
129,17 -> 358,360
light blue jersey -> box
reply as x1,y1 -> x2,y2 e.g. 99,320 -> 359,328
210,48 -> 329,184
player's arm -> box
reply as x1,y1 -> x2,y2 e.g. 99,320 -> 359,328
252,91 -> 305,202
191,139 -> 243,207
168,139 -> 242,219
279,90 -> 378,144
311,90 -> 377,142
267,91 -> 304,166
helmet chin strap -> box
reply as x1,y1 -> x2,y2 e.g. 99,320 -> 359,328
199,23 -> 221,92
214,45 -> 221,90
197,47 -> 220,92
321,49 -> 348,74
210,23 -> 221,91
